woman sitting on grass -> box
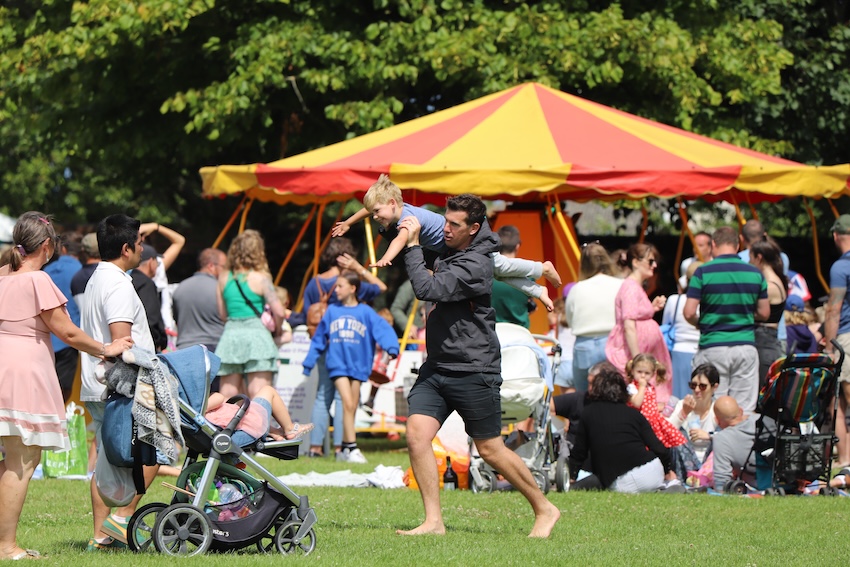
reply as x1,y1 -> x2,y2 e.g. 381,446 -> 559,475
568,365 -> 672,493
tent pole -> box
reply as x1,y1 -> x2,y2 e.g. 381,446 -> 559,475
274,204 -> 318,286
313,202 -> 327,278
549,199 -> 579,282
674,198 -> 690,283
828,198 -> 840,219
804,197 -> 830,295
545,207 -> 574,282
730,194 -> 746,227
238,196 -> 256,234
364,213 -> 377,274
638,202 -> 648,244
212,194 -> 248,249
745,194 -> 759,221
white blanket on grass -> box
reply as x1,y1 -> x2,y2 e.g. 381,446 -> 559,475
277,465 -> 405,489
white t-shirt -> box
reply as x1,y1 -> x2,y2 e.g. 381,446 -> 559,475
80,261 -> 155,401
564,274 -> 623,337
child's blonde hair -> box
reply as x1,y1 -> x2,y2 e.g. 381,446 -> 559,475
275,286 -> 289,308
785,306 -> 817,326
363,174 -> 403,210
625,353 -> 667,385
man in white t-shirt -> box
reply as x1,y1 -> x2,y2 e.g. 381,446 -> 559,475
80,214 -> 156,551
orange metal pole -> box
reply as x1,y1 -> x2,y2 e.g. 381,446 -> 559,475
274,204 -> 318,285
638,203 -> 648,244
804,197 -> 829,294
238,196 -> 255,234
212,194 -> 248,249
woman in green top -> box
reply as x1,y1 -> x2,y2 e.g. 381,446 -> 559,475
216,230 -> 286,398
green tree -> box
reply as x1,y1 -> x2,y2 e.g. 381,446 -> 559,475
0,0 -> 828,240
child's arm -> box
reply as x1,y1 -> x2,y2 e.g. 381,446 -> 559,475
370,230 -> 408,268
332,207 -> 370,237
206,393 -> 226,412
628,377 -> 647,408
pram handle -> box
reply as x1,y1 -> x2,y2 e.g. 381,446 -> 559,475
831,339 -> 846,377
223,394 -> 251,433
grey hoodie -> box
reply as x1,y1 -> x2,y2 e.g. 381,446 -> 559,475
404,219 -> 501,375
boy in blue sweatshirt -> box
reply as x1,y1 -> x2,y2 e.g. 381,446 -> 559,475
302,270 -> 400,463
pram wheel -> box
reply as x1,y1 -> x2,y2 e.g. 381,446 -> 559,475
819,486 -> 839,497
554,454 -> 570,493
257,519 -> 285,553
274,520 -> 317,555
724,480 -> 748,495
531,469 -> 550,494
153,503 -> 213,557
128,502 -> 167,553
470,468 -> 496,494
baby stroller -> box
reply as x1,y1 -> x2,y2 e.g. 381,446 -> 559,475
125,345 -> 317,557
468,323 -> 564,494
728,341 -> 844,496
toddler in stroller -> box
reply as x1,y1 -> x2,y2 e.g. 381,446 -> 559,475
124,345 -> 318,556
468,323 -> 565,494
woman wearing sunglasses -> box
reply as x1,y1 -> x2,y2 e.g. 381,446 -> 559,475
666,363 -> 720,462
605,243 -> 673,408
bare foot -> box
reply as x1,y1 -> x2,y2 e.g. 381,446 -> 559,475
539,287 -> 554,312
528,503 -> 560,538
396,522 -> 446,536
542,261 -> 562,287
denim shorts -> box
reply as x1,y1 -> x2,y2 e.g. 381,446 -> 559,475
407,369 -> 503,439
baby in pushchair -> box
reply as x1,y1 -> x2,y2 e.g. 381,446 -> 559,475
468,323 -> 564,494
109,345 -> 318,557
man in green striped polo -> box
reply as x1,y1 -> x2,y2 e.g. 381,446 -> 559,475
683,226 -> 769,412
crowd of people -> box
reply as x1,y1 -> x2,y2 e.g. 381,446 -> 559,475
3,183 -> 850,552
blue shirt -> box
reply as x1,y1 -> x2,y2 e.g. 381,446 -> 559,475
301,303 -> 400,382
398,204 -> 447,253
830,251 -> 850,335
44,255 -> 82,352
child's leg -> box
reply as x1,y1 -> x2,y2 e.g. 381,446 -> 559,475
218,374 -> 244,399
334,377 -> 361,444
493,253 -> 562,287
500,277 -> 554,312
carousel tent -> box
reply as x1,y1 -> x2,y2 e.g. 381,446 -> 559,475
200,82 -> 850,205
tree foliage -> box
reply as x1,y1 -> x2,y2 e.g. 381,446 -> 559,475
0,0 -> 843,239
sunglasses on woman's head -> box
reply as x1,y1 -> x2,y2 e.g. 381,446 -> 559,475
688,382 -> 709,391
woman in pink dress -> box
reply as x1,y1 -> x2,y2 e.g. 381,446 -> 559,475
605,243 -> 673,406
0,212 -> 132,560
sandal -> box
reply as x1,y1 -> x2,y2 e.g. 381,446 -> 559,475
284,422 -> 314,440
9,550 -> 42,560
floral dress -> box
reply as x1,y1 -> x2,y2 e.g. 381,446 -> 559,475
605,278 -> 673,405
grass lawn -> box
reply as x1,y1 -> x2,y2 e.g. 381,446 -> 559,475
19,437 -> 850,566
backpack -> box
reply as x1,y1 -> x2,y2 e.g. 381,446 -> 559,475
306,278 -> 330,337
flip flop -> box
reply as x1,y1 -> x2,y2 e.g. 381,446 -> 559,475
9,550 -> 42,560
284,422 -> 314,440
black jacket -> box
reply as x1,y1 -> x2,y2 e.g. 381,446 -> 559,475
404,219 -> 501,375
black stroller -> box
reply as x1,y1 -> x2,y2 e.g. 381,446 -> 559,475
126,346 -> 317,556
729,341 -> 844,495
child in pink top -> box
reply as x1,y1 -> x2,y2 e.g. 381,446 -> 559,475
205,385 -> 312,447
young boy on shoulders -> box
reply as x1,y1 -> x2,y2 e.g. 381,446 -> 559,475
332,174 -> 561,311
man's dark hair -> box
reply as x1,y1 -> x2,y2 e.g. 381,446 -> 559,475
711,226 -> 739,248
586,366 -> 628,404
497,225 -> 521,254
446,194 -> 486,227
97,214 -> 140,261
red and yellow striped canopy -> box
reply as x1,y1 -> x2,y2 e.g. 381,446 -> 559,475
200,83 -> 850,205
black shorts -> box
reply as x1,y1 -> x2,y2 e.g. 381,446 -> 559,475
407,369 -> 503,439
54,347 -> 79,394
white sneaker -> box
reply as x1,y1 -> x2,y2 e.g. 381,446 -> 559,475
344,448 -> 368,464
